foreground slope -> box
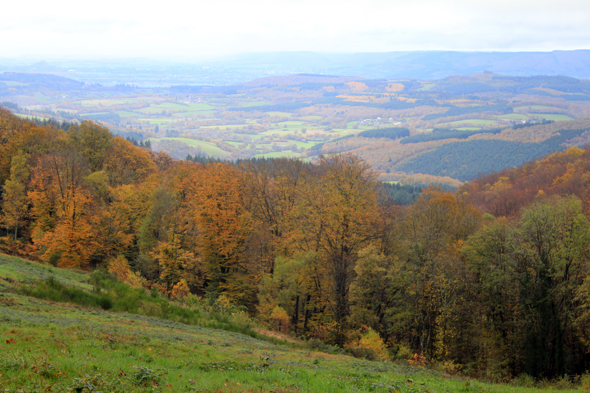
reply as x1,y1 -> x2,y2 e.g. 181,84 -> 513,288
0,254 -> 578,392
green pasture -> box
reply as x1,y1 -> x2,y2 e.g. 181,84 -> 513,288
537,114 -> 574,121
148,137 -> 230,158
241,101 -> 272,107
419,83 -> 435,91
0,254 -> 91,291
253,150 -> 302,159
33,92 -> 51,102
441,119 -> 498,127
1,81 -> 29,86
14,114 -> 50,120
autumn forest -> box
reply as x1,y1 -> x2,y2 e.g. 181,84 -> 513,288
3,104 -> 590,383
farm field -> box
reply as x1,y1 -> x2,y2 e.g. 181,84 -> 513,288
537,114 -> 574,121
0,254 -> 582,392
4,71 -> 590,186
147,137 -> 231,157
441,119 -> 499,127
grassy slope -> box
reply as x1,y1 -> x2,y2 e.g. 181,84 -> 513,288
0,254 -> 579,392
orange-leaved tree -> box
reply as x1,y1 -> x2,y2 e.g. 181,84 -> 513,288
187,162 -> 254,307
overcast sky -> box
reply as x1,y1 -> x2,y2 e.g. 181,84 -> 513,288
2,0 -> 590,59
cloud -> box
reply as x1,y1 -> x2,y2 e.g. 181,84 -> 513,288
1,0 -> 589,58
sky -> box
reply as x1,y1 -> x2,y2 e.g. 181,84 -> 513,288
2,0 -> 590,59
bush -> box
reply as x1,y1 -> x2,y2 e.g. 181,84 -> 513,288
345,328 -> 389,361
511,373 -> 536,388
308,339 -> 345,355
131,366 -> 160,387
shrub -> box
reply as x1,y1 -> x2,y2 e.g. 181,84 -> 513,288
511,373 -> 536,388
345,328 -> 389,361
170,279 -> 190,302
131,366 -> 160,387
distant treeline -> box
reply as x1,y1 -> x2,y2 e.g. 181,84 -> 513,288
401,127 -> 504,144
440,82 -> 498,96
27,117 -> 77,132
422,104 -> 512,121
358,127 -> 410,139
126,137 -> 152,149
313,96 -> 436,110
379,182 -> 422,205
494,75 -> 590,94
564,94 -> 590,101
0,102 -> 18,110
229,97 -> 437,113
400,128 -> 589,181
229,102 -> 310,112
511,120 -> 553,129
171,85 -> 243,95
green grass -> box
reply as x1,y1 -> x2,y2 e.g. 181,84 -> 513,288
241,101 -> 272,107
147,137 -> 230,158
253,150 -> 302,159
0,254 -> 584,392
419,83 -> 435,91
442,119 -> 498,127
537,114 -> 574,121
0,254 -> 90,291
2,81 -> 29,86
13,114 -> 50,121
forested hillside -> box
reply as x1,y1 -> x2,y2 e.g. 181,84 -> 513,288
2,107 -> 590,382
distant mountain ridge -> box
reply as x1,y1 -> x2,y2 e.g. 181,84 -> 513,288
1,50 -> 590,86
216,50 -> 590,80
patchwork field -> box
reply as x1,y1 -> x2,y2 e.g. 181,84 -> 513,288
5,71 -> 590,185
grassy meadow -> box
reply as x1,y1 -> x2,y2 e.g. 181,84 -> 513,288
0,253 -> 586,392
